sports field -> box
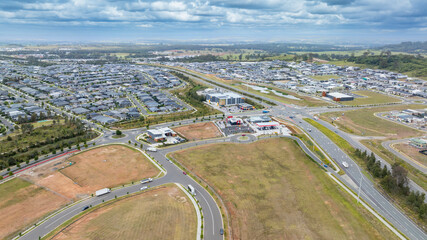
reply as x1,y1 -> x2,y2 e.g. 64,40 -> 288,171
171,138 -> 398,240
340,90 -> 401,106
173,122 -> 222,140
51,185 -> 196,240
321,105 -> 423,138
0,178 -> 68,239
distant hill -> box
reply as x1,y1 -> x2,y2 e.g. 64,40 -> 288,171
377,41 -> 427,54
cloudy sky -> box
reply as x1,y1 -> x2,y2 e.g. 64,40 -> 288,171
0,0 -> 426,44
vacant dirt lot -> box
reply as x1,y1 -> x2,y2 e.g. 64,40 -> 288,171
52,185 -> 196,240
171,138 -> 398,240
173,122 -> 222,140
21,145 -> 159,199
0,178 -> 69,239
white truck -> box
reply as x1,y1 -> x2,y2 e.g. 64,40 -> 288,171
140,178 -> 153,184
95,188 -> 111,197
147,147 -> 157,152
188,184 -> 196,195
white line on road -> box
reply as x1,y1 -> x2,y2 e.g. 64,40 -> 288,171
198,189 -> 216,235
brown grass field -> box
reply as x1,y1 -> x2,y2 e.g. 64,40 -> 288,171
51,185 -> 196,240
21,145 -> 159,199
173,122 -> 222,140
171,138 -> 398,240
0,178 -> 69,239
394,143 -> 427,167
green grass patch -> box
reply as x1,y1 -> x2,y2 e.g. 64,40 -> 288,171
340,91 -> 401,106
320,104 -> 423,138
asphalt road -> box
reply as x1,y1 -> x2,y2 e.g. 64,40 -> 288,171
381,139 -> 427,174
16,131 -> 226,240
3,67 -> 427,240
160,66 -> 427,239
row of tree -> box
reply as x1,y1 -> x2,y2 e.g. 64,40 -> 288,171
354,149 -> 426,221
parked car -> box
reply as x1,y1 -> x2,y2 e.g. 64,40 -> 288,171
183,171 -> 187,175
220,228 -> 224,235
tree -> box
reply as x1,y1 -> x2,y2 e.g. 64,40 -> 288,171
392,163 -> 409,188
21,123 -> 34,135
116,130 -> 122,136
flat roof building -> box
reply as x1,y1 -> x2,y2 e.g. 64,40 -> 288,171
206,91 -> 244,106
326,92 -> 354,102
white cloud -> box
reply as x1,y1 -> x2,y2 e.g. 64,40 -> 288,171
137,23 -> 153,27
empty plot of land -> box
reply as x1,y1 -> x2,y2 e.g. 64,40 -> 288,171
311,75 -> 341,81
341,90 -> 401,106
173,122 -> 222,140
51,185 -> 196,240
21,145 -> 159,199
171,138 -> 397,240
394,143 -> 427,168
321,105 -> 423,138
0,178 -> 68,239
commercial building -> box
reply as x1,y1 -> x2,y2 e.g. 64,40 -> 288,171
206,91 -> 244,106
409,138 -> 427,148
237,103 -> 254,110
147,127 -> 177,142
249,115 -> 271,123
324,92 -> 354,102
255,121 -> 280,130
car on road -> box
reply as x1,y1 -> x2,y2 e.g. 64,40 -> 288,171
342,162 -> 349,168
323,164 -> 328,168
308,129 -> 312,132
140,186 -> 148,191
82,206 -> 90,211
242,134 -> 246,136
183,171 -> 187,175
220,228 -> 224,235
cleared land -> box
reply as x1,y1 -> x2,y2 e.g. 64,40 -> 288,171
173,122 -> 222,140
320,105 -> 424,138
51,185 -> 196,240
0,178 -> 69,239
340,90 -> 401,106
311,75 -> 341,81
21,145 -> 159,199
171,138 -> 397,240
394,143 -> 427,168
234,83 -> 330,107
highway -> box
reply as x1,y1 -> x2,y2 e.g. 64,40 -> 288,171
2,66 -> 427,240
163,66 -> 427,240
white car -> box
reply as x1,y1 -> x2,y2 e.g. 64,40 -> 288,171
140,186 -> 149,191
342,162 -> 349,168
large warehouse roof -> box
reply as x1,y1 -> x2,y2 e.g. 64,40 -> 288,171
328,92 -> 352,98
